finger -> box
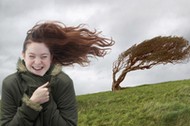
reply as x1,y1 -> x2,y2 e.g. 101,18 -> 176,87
40,82 -> 49,88
46,82 -> 51,88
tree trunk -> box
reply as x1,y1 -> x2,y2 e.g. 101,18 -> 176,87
112,70 -> 128,91
112,82 -> 121,91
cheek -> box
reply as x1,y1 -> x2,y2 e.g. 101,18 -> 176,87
24,57 -> 29,64
44,59 -> 52,66
25,60 -> 33,68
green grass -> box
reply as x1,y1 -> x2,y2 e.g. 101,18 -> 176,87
77,79 -> 190,126
1,79 -> 190,125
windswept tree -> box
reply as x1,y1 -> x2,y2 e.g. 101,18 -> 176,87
112,36 -> 190,91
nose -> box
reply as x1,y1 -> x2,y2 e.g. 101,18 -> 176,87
34,57 -> 42,65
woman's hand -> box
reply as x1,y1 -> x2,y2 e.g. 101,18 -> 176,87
30,82 -> 50,104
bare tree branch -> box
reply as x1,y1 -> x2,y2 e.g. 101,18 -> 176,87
112,36 -> 190,91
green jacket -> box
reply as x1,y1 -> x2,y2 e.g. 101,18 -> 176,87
1,59 -> 78,126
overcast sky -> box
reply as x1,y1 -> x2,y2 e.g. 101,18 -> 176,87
1,0 -> 190,96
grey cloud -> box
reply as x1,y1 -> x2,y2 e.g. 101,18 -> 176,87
1,0 -> 190,96
0,0 -> 53,17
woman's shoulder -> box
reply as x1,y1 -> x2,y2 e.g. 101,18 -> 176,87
2,72 -> 21,88
52,72 -> 74,93
3,72 -> 20,83
56,71 -> 73,83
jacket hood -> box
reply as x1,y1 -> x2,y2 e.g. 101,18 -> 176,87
17,58 -> 62,76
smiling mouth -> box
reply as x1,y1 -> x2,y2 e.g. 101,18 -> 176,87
32,66 -> 43,71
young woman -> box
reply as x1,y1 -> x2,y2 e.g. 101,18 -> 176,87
1,21 -> 114,126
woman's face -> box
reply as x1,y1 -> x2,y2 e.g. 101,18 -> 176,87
23,42 -> 52,76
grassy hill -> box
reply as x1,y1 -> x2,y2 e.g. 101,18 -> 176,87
77,79 -> 190,126
1,79 -> 190,126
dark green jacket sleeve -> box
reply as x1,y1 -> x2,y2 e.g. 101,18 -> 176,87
43,72 -> 78,126
1,74 -> 41,126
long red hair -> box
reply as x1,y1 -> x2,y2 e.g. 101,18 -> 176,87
23,21 -> 114,66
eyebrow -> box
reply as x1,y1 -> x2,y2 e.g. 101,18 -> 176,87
28,52 -> 50,55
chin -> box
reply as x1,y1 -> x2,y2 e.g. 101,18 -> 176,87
32,71 -> 45,76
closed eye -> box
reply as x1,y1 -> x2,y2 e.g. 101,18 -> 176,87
29,55 -> 35,59
41,55 -> 48,59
